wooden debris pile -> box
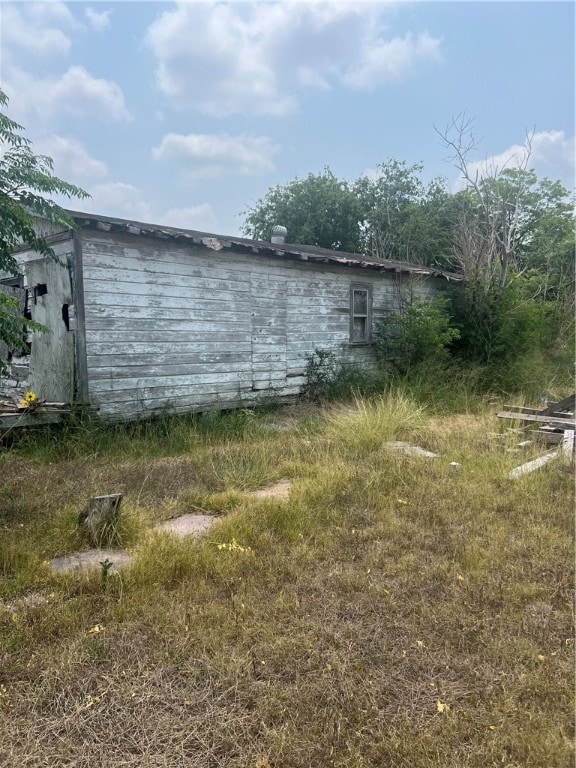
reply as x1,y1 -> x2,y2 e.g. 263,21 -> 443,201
497,393 -> 575,445
496,394 -> 575,478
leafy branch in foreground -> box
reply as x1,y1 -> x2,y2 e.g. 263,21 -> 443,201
0,88 -> 89,371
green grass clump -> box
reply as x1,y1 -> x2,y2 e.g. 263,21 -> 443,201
326,391 -> 426,452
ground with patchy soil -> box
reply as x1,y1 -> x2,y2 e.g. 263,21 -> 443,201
1,400 -> 574,768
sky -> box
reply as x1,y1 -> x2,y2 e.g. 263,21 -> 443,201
1,0 -> 574,238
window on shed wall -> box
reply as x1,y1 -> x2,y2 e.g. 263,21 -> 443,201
350,284 -> 372,344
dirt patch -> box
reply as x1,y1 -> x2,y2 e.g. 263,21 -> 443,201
1,591 -> 52,613
260,402 -> 323,432
248,480 -> 292,499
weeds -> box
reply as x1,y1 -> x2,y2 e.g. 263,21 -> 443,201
303,347 -> 383,401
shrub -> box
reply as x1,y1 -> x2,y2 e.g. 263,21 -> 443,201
303,348 -> 383,402
374,295 -> 460,374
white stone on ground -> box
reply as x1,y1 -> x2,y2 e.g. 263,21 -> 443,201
51,549 -> 133,572
384,441 -> 438,459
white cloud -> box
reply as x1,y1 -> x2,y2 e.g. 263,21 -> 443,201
159,204 -> 219,232
3,65 -> 131,124
524,131 -> 574,188
25,2 -> 78,28
152,132 -> 278,176
82,182 -> 154,222
146,2 -> 440,116
342,32 -> 441,90
34,135 -> 108,184
1,2 -> 77,58
460,131 -> 575,190
85,7 -> 112,31
75,183 -> 219,234
77,182 -> 218,232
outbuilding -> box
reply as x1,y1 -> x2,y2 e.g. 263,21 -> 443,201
0,211 -> 458,421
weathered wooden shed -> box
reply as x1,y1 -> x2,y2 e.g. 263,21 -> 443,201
0,211 -> 458,421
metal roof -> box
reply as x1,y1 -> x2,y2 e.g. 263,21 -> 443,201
67,210 -> 462,281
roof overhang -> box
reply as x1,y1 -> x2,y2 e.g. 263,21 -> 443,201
66,210 -> 462,282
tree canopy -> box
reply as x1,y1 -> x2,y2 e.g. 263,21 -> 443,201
242,168 -> 364,253
242,161 -> 468,268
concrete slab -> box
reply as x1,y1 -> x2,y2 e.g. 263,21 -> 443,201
50,549 -> 133,573
155,514 -> 216,537
249,480 -> 292,499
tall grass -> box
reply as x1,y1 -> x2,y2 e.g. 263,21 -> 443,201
326,391 -> 426,452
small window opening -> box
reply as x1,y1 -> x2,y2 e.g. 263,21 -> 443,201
34,283 -> 48,303
62,303 -> 70,331
350,285 -> 372,344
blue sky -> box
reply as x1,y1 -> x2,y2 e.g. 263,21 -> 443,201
1,1 -> 574,238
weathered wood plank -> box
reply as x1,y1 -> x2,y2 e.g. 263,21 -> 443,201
0,410 -> 67,428
88,361 -> 253,379
83,269 -> 250,293
86,305 -> 250,323
86,336 -> 253,351
83,250 -> 257,283
84,318 -> 252,335
94,392 -> 257,419
71,231 -> 89,401
562,429 -> 575,458
27,257 -> 74,402
89,370 -> 248,390
497,411 -> 576,429
87,351 -> 250,368
543,394 -> 575,416
529,430 -> 564,444
84,288 -> 249,308
508,450 -> 559,479
91,386 -> 253,412
502,405 -> 548,415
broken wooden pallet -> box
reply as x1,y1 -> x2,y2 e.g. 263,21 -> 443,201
498,395 -> 575,473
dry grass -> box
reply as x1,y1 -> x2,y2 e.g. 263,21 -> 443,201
0,397 -> 574,767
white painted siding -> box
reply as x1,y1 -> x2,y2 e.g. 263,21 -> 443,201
80,231 -> 443,419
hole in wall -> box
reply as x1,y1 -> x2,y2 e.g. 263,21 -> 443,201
62,304 -> 70,331
34,284 -> 48,303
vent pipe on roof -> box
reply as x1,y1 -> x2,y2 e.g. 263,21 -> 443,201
271,225 -> 287,244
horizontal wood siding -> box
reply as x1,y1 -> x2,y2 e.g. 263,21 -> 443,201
81,231 -> 444,418
81,233 -> 252,418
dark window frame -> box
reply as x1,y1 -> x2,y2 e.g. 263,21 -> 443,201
349,283 -> 372,344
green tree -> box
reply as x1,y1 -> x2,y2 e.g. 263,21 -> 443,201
354,160 -> 463,268
0,89 -> 88,372
242,168 -> 363,252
